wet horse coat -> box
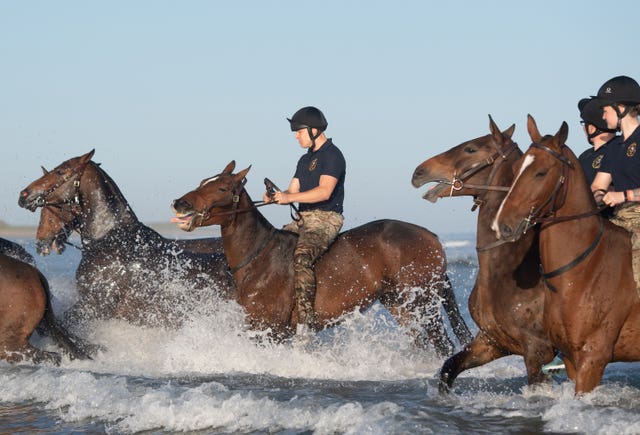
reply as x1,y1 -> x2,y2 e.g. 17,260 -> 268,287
493,115 -> 640,393
19,150 -> 234,327
172,161 -> 473,356
412,116 -> 554,391
0,253 -> 93,364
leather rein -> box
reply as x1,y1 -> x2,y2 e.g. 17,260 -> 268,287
518,142 -> 606,292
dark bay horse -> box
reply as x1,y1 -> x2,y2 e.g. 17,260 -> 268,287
19,150 -> 235,328
35,201 -> 224,256
0,253 -> 93,364
492,115 -> 640,394
411,116 -> 555,392
171,161 -> 473,357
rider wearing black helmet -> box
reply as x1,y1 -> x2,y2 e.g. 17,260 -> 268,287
577,97 -> 617,187
591,75 -> 640,291
264,106 -> 346,334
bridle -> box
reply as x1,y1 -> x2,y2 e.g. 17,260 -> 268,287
22,160 -> 91,210
25,161 -> 92,251
444,138 -> 519,213
516,141 -> 605,292
187,173 -> 282,275
438,137 -> 519,252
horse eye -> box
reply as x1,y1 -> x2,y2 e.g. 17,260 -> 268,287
535,170 -> 547,177
463,146 -> 477,153
218,187 -> 228,192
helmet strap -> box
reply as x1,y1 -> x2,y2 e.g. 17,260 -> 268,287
307,127 -> 321,152
613,103 -> 632,131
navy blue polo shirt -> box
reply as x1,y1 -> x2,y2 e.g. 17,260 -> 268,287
600,125 -> 640,191
578,137 -> 617,187
293,138 -> 346,213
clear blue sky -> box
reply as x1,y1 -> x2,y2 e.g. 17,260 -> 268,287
2,1 -> 638,236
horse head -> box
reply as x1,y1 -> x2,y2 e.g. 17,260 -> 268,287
172,161 -> 252,231
412,115 -> 517,202
492,115 -> 572,241
35,205 -> 79,256
19,149 -> 95,212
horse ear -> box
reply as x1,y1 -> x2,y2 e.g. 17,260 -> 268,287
80,149 -> 95,163
235,165 -> 252,183
556,121 -> 569,146
41,166 -> 49,175
222,161 -> 236,174
526,114 -> 542,144
503,124 -> 516,139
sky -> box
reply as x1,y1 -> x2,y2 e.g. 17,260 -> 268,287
1,1 -> 638,237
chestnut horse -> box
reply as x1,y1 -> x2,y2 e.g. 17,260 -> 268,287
171,161 -> 473,356
412,116 -> 555,392
0,253 -> 93,364
492,115 -> 640,393
19,150 -> 235,328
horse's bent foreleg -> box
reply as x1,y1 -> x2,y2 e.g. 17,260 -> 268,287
439,332 -> 507,393
439,274 -> 473,346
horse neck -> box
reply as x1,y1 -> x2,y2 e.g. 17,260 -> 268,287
220,190 -> 277,264
538,152 -> 601,255
77,163 -> 139,241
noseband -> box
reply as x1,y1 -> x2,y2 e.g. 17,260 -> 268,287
446,139 -> 518,210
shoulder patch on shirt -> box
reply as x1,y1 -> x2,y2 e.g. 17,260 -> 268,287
627,143 -> 636,157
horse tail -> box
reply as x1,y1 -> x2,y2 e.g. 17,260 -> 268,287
440,273 -> 473,347
38,271 -> 94,360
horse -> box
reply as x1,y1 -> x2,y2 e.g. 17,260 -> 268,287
492,114 -> 640,394
171,161 -> 473,357
0,253 -> 94,364
19,149 -> 235,328
35,200 -> 224,256
411,115 -> 555,392
0,237 -> 35,265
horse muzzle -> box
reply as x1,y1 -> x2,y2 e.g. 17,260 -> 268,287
18,189 -> 45,211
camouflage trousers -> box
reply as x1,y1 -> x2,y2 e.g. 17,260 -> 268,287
283,210 -> 344,328
610,203 -> 640,297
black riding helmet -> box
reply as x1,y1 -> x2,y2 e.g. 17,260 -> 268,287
578,97 -> 616,143
592,76 -> 640,130
287,106 -> 328,151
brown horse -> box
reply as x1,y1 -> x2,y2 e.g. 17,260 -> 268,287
0,237 -> 36,265
19,150 -> 235,328
171,161 -> 473,356
411,116 -> 555,392
0,253 -> 93,364
492,115 -> 640,394
35,200 -> 223,256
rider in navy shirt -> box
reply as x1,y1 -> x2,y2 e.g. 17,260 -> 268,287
591,75 -> 640,289
264,106 -> 346,335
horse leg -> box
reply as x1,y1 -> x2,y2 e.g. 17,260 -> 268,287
387,294 -> 455,357
439,274 -> 473,346
522,342 -> 556,385
573,352 -> 609,394
439,331 -> 507,393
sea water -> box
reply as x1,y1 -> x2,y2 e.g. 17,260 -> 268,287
1,234 -> 639,434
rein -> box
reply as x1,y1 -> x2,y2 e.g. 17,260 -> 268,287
522,142 -> 605,291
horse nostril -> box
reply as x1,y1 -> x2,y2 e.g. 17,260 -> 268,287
172,198 -> 190,212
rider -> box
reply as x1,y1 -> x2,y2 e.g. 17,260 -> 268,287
264,106 -> 346,334
577,97 -> 618,187
590,75 -> 640,290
